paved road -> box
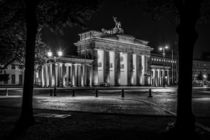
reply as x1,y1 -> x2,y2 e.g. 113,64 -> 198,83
0,87 -> 210,117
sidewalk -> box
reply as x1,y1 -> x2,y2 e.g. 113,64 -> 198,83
1,90 -> 210,139
0,107 -> 210,140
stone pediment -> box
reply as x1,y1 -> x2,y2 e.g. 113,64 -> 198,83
116,34 -> 135,43
78,30 -> 149,45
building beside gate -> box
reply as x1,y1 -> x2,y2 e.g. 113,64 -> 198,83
0,17 -> 182,87
192,60 -> 210,86
0,62 -> 24,86
34,56 -> 93,87
150,54 -> 177,86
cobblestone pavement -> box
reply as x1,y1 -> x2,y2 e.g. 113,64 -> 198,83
0,87 -> 210,127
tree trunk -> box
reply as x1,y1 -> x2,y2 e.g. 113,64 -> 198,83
175,0 -> 202,135
18,0 -> 38,127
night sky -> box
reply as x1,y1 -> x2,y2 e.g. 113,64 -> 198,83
42,0 -> 210,59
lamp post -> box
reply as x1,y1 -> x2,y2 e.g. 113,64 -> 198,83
47,50 -> 63,96
159,45 -> 169,87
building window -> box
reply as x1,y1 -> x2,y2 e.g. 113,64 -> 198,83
19,75 -> 22,85
12,75 -> 15,84
11,65 -> 16,69
110,63 -> 113,68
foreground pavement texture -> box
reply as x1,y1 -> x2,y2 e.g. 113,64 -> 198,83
0,96 -> 170,116
1,87 -> 210,139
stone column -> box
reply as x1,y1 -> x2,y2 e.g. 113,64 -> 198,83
62,63 -> 67,87
44,64 -> 49,87
157,69 -> 162,86
77,64 -> 81,86
41,66 -> 45,87
119,52 -> 128,85
131,54 -> 137,85
145,55 -> 150,85
114,51 -> 120,86
65,64 -> 69,87
153,69 -> 155,86
167,69 -> 170,85
141,55 -> 145,85
59,63 -> 63,87
55,63 -> 58,86
93,49 -> 98,85
72,64 -> 76,87
52,63 -> 55,86
56,63 -> 59,87
75,64 -> 78,86
48,63 -> 52,87
90,65 -> 93,87
109,51 -> 115,85
81,64 -> 84,87
69,65 -> 72,86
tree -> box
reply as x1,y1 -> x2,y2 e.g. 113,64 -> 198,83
1,0 -> 102,130
0,27 -> 49,71
174,1 -> 202,135
122,0 -> 210,136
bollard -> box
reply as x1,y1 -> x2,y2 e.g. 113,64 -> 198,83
121,89 -> 125,98
53,87 -> 57,96
6,88 -> 8,96
95,89 -> 98,97
72,89 -> 75,97
148,88 -> 152,97
50,89 -> 52,96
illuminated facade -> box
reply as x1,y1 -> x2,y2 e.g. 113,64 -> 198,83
193,60 -> 210,86
34,57 -> 93,87
74,30 -> 153,86
0,17 -> 182,87
150,54 -> 177,86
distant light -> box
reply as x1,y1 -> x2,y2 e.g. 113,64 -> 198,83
47,51 -> 53,57
57,50 -> 63,57
159,47 -> 163,51
203,74 -> 207,79
165,45 -> 169,49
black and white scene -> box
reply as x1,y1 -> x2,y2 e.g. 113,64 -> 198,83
1,0 -> 210,139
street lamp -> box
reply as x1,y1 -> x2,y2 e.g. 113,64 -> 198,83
47,50 -> 63,96
159,45 -> 169,87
